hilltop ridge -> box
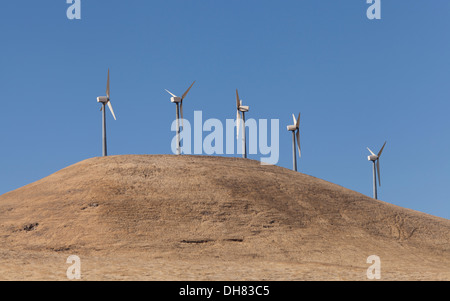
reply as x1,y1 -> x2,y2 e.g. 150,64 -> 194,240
0,155 -> 448,280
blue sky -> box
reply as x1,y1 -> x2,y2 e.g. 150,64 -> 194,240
0,1 -> 449,219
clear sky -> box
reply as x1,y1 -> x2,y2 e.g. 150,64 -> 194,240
0,1 -> 449,219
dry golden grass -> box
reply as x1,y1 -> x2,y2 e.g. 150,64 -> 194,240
0,155 -> 449,280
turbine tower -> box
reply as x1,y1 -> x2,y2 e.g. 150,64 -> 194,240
367,141 -> 387,199
96,69 -> 116,157
287,113 -> 301,171
165,81 -> 195,155
236,89 -> 249,159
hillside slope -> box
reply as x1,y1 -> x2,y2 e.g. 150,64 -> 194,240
0,155 -> 448,280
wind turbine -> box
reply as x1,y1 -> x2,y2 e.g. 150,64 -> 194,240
96,69 -> 116,157
165,81 -> 195,155
236,89 -> 249,159
367,141 -> 387,199
287,113 -> 301,171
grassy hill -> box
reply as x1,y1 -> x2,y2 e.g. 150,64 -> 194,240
0,155 -> 448,280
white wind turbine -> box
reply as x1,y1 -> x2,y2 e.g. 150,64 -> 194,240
96,69 -> 116,157
367,141 -> 387,199
287,113 -> 301,171
165,81 -> 195,155
236,89 -> 249,159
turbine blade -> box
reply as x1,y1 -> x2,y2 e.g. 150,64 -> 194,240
100,106 -> 103,111
292,114 -> 296,125
367,147 -> 376,156
296,129 -> 301,157
236,110 -> 240,139
241,113 -> 245,143
180,101 -> 184,130
296,113 -> 301,128
236,89 -> 240,109
106,69 -> 110,99
377,159 -> 381,186
107,101 -> 116,120
165,89 -> 177,98
377,141 -> 387,157
182,81 -> 195,100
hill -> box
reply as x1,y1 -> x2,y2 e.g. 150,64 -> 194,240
0,155 -> 448,280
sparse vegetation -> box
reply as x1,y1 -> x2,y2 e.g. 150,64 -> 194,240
0,155 -> 448,280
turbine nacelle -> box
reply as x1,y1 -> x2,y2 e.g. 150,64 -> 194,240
287,125 -> 297,131
165,81 -> 195,104
368,155 -> 378,161
287,113 -> 301,132
170,96 -> 182,103
367,141 -> 386,162
239,105 -> 249,112
97,96 -> 109,103
236,90 -> 249,113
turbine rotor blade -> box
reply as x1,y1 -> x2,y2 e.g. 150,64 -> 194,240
165,89 -> 177,98
180,101 -> 184,130
367,147 -> 376,156
182,81 -> 195,100
377,159 -> 381,186
241,113 -> 245,142
377,141 -> 387,157
292,114 -> 296,125
296,129 -> 301,157
236,110 -> 240,138
296,113 -> 301,128
106,69 -> 110,99
107,101 -> 116,120
236,89 -> 240,109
